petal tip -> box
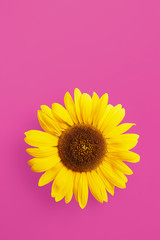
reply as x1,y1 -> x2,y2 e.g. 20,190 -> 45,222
79,203 -> 87,209
38,180 -> 42,187
74,88 -> 81,94
27,160 -> 32,166
110,191 -> 114,196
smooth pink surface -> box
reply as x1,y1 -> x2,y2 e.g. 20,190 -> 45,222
0,1 -> 160,239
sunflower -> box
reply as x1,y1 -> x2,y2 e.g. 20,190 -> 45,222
24,88 -> 140,209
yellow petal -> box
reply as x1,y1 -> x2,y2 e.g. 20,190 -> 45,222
97,104 -> 113,130
87,171 -> 108,203
52,103 -> 74,126
80,93 -> 92,124
26,146 -> 58,158
107,134 -> 139,150
37,110 -> 55,135
93,93 -> 108,127
64,92 -> 78,124
106,158 -> 133,175
114,168 -> 128,183
58,122 -> 69,132
78,172 -> 88,209
107,123 -> 136,138
99,104 -> 122,133
38,162 -> 63,186
24,130 -> 59,147
107,151 -> 140,163
97,168 -> 115,195
41,105 -> 63,133
51,166 -> 68,202
29,154 -> 60,172
74,88 -> 82,123
100,161 -> 126,188
40,105 -> 54,119
65,170 -> 74,204
39,110 -> 62,135
73,172 -> 81,202
103,108 -> 125,137
91,92 -> 99,119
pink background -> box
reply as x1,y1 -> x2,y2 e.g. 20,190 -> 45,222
0,1 -> 160,239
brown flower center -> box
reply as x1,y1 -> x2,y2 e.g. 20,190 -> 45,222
58,124 -> 107,172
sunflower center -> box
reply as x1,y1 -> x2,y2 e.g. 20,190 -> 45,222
58,124 -> 107,172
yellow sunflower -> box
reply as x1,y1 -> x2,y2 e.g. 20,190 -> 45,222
24,88 -> 140,209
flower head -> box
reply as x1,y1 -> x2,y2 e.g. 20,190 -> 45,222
25,89 -> 140,208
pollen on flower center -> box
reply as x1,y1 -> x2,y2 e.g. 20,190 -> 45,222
58,124 -> 107,172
